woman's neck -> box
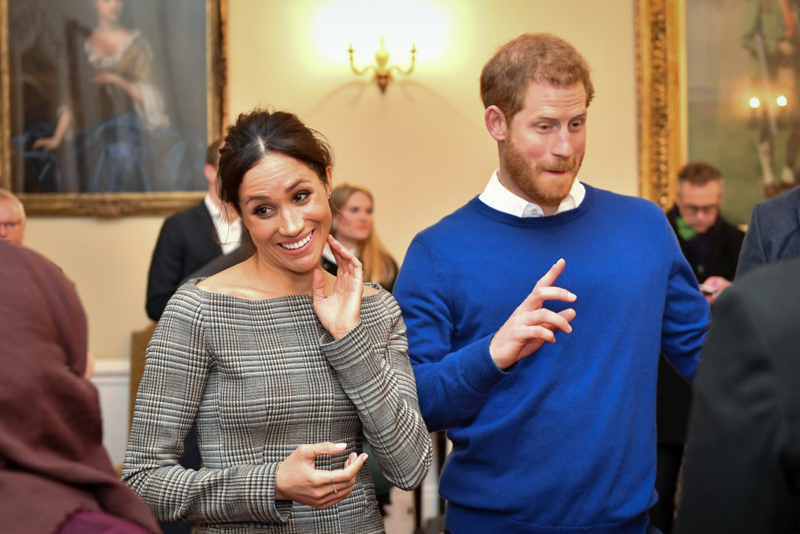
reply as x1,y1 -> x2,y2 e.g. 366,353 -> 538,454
251,254 -> 315,297
96,19 -> 121,33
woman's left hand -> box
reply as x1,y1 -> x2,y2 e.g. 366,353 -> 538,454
312,235 -> 363,339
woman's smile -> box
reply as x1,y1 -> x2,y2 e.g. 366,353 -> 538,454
279,229 -> 315,253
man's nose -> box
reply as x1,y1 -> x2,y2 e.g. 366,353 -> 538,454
551,130 -> 574,158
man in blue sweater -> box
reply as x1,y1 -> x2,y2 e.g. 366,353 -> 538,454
393,33 -> 710,534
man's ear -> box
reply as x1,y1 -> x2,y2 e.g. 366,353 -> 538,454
485,105 -> 508,142
203,163 -> 217,186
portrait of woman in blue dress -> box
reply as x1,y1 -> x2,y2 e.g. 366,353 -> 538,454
10,0 -> 207,194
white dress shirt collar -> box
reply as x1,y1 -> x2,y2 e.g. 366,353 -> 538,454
204,194 -> 242,255
321,241 -> 359,267
322,242 -> 336,265
479,170 -> 585,218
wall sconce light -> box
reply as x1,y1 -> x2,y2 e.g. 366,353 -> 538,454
348,38 -> 416,93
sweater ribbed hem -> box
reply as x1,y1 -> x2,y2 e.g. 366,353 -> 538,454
445,503 -> 650,534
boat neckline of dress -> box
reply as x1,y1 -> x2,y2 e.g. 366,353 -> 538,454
187,277 -> 384,306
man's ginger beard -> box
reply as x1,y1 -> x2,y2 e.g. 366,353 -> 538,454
501,134 -> 582,207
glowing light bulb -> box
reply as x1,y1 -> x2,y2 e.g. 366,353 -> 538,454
750,97 -> 761,109
777,95 -> 788,107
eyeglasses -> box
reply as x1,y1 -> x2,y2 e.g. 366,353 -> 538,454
681,204 -> 719,216
0,220 -> 22,230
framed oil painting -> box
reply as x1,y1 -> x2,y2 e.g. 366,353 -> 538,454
0,0 -> 227,216
638,0 -> 800,225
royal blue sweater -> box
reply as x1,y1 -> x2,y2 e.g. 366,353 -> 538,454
394,185 -> 709,534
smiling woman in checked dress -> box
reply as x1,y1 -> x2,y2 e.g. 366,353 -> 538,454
123,109 -> 431,533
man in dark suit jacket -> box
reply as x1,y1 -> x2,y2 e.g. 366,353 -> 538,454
653,162 -> 744,534
146,139 -> 241,321
674,257 -> 800,533
736,184 -> 800,278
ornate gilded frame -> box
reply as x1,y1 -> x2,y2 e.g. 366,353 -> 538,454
636,0 -> 686,209
0,0 -> 228,217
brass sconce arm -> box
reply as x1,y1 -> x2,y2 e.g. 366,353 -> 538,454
348,38 -> 417,93
348,44 -> 376,76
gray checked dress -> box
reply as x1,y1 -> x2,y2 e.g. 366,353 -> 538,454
123,280 -> 432,533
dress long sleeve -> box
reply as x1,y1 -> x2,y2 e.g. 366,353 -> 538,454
127,36 -> 170,130
320,294 -> 432,490
123,288 -> 292,525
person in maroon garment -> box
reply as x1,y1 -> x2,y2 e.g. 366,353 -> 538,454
0,239 -> 159,534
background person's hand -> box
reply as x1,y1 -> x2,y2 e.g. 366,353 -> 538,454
489,259 -> 577,370
701,275 -> 732,305
275,442 -> 368,509
312,235 -> 364,339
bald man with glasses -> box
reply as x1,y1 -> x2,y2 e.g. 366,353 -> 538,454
667,162 -> 745,305
0,189 -> 26,246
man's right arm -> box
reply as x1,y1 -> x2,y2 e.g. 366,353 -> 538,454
146,218 -> 185,321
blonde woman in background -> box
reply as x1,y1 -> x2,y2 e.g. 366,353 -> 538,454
323,184 -> 399,292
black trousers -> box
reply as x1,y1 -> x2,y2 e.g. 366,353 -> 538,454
649,442 -> 684,534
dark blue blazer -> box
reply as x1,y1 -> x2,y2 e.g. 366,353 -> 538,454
736,186 -> 800,278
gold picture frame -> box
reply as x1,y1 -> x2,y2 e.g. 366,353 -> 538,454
636,0 -> 686,210
0,0 -> 228,217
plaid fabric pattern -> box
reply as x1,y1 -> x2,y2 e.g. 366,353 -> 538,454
123,281 -> 432,534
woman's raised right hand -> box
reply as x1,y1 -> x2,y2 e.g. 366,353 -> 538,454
275,442 -> 368,509
312,235 -> 364,339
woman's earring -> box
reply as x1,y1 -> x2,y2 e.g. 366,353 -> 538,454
328,191 -> 331,199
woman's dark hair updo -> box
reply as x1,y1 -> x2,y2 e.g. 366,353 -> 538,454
218,109 -> 334,214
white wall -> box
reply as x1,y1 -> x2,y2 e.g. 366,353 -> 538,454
25,216 -> 163,361
23,0 -> 638,365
